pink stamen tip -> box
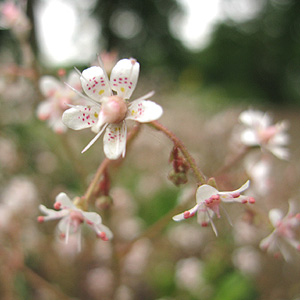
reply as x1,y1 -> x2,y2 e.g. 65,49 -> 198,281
37,216 -> 44,223
54,202 -> 61,210
86,219 -> 93,225
295,213 -> 300,220
98,232 -> 108,241
211,195 -> 220,201
201,222 -> 208,227
57,68 -> 66,77
297,245 -> 300,252
183,211 -> 191,219
60,233 -> 66,239
232,192 -> 240,198
242,199 -> 248,204
248,197 -> 255,204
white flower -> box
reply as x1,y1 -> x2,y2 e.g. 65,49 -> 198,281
172,181 -> 255,236
260,201 -> 300,261
239,109 -> 289,160
37,71 -> 81,133
62,58 -> 163,160
38,193 -> 113,251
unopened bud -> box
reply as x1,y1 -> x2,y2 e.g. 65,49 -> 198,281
168,169 -> 188,186
95,195 -> 113,210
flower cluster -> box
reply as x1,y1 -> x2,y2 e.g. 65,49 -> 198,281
62,58 -> 163,160
38,193 -> 112,251
173,180 -> 255,236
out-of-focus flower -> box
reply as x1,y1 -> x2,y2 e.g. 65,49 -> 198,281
245,154 -> 272,197
232,246 -> 261,275
99,50 -> 118,74
37,71 -> 82,133
175,257 -> 204,292
38,192 -> 113,251
173,181 -> 255,236
260,201 -> 300,261
239,109 -> 289,160
0,1 -> 31,39
62,58 -> 163,160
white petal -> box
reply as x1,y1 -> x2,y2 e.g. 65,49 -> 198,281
39,204 -> 57,217
62,105 -> 99,130
36,100 -> 53,121
172,204 -> 199,221
56,192 -> 76,209
95,223 -> 114,240
80,66 -> 111,101
103,122 -> 127,160
269,208 -> 283,227
240,129 -> 259,146
82,211 -> 102,224
67,70 -> 81,91
110,58 -> 139,99
219,180 -> 250,196
196,185 -> 218,204
268,146 -> 289,160
126,99 -> 163,123
39,76 -> 61,97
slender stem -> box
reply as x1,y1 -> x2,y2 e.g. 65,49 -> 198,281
213,145 -> 250,177
149,121 -> 206,185
83,124 -> 142,206
22,266 -> 72,300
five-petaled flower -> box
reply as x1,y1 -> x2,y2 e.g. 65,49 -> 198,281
38,192 -> 113,251
173,181 -> 255,236
37,71 -> 82,133
62,58 -> 163,160
260,202 -> 300,261
239,109 -> 289,160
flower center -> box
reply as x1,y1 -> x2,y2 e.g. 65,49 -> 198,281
101,96 -> 128,124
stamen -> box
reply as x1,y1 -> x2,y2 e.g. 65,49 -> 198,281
248,197 -> 256,204
54,202 -> 61,210
81,124 -> 108,153
37,216 -> 44,223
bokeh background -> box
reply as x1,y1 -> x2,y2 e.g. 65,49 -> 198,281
1,0 -> 300,299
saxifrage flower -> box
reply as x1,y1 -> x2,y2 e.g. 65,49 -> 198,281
62,58 -> 163,160
38,192 -> 113,251
173,181 -> 255,236
37,70 -> 82,133
260,201 -> 300,261
239,109 -> 289,160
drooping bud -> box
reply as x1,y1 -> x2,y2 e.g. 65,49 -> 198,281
168,146 -> 189,186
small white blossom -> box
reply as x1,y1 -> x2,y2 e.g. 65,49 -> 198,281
260,201 -> 300,261
38,193 -> 113,251
37,71 -> 82,133
62,58 -> 163,160
173,181 -> 255,236
239,109 -> 289,160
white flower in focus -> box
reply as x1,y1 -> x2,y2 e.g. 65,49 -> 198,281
38,192 -> 113,251
0,1 -> 31,38
239,109 -> 289,160
260,201 -> 300,261
37,71 -> 82,133
62,58 -> 163,160
173,181 -> 255,236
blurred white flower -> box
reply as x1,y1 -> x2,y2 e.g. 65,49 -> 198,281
239,109 -> 289,160
37,70 -> 82,133
260,201 -> 300,261
62,58 -> 163,160
0,0 -> 31,39
38,192 -> 113,251
173,181 -> 255,236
